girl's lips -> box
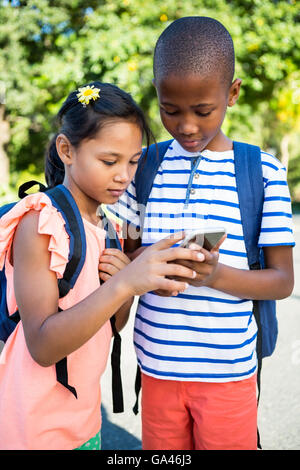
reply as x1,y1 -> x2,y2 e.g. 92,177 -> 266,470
108,189 -> 125,197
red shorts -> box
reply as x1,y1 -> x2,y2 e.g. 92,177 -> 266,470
141,373 -> 258,450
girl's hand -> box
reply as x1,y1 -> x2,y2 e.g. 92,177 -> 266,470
119,232 -> 204,297
99,248 -> 131,282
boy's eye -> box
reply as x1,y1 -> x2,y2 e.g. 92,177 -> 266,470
162,108 -> 211,117
196,111 -> 211,117
161,108 -> 177,116
130,160 -> 140,165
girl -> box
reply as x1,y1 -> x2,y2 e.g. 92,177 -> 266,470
0,82 -> 201,450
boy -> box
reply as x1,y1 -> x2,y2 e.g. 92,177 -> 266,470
108,17 -> 294,450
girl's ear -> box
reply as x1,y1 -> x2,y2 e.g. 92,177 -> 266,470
228,78 -> 242,107
56,134 -> 74,166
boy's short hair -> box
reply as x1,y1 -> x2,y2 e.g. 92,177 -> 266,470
153,16 -> 235,88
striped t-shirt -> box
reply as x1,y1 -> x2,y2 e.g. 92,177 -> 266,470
108,139 -> 295,382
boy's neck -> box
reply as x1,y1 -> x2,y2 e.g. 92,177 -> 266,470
202,131 -> 233,152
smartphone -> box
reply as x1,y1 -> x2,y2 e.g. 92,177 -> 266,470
180,227 -> 226,250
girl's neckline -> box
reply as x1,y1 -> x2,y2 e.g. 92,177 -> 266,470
82,216 -> 106,233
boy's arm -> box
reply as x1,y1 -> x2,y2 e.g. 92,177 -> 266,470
177,244 -> 294,300
211,245 -> 293,300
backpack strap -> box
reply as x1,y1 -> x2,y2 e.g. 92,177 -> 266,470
18,180 -> 47,199
135,140 -> 173,208
46,185 -> 87,298
233,141 -> 264,359
133,364 -> 141,415
233,141 -> 264,267
233,141 -> 264,449
99,207 -> 124,413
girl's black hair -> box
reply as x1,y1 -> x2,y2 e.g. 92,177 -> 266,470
45,81 -> 153,188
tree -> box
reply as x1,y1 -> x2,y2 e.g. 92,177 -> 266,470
0,0 -> 299,198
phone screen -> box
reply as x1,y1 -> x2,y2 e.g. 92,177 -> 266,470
181,228 -> 226,250
203,231 -> 225,250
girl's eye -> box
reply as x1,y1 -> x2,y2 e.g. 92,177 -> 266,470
102,160 -> 139,166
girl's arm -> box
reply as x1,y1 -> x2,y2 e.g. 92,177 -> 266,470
13,211 -> 133,367
112,298 -> 134,332
13,212 -> 201,367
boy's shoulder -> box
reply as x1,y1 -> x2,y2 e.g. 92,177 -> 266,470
241,143 -> 287,180
259,149 -> 286,172
233,141 -> 286,182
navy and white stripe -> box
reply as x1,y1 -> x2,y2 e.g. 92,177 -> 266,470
108,140 -> 294,382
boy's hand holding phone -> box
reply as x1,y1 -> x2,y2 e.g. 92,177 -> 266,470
153,228 -> 226,295
174,227 -> 227,288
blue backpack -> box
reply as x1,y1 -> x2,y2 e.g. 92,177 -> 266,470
0,181 -> 124,413
133,141 -> 277,441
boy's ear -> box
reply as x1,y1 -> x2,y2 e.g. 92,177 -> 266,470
56,134 -> 73,166
228,78 -> 242,107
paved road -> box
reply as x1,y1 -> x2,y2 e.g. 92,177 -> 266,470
100,215 -> 300,450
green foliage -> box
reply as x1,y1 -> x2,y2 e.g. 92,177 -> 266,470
0,0 -> 300,199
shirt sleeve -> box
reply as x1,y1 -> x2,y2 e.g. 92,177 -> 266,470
0,192 -> 70,278
258,152 -> 295,247
107,181 -> 141,229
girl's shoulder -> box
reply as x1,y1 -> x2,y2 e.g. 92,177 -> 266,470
0,192 -> 69,278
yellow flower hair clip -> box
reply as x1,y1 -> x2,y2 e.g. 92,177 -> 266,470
76,85 -> 101,106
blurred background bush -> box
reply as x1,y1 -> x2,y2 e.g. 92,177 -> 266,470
0,0 -> 299,207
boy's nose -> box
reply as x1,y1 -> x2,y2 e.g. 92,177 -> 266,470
178,117 -> 199,136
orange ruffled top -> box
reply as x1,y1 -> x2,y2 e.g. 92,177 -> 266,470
0,192 -> 116,450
